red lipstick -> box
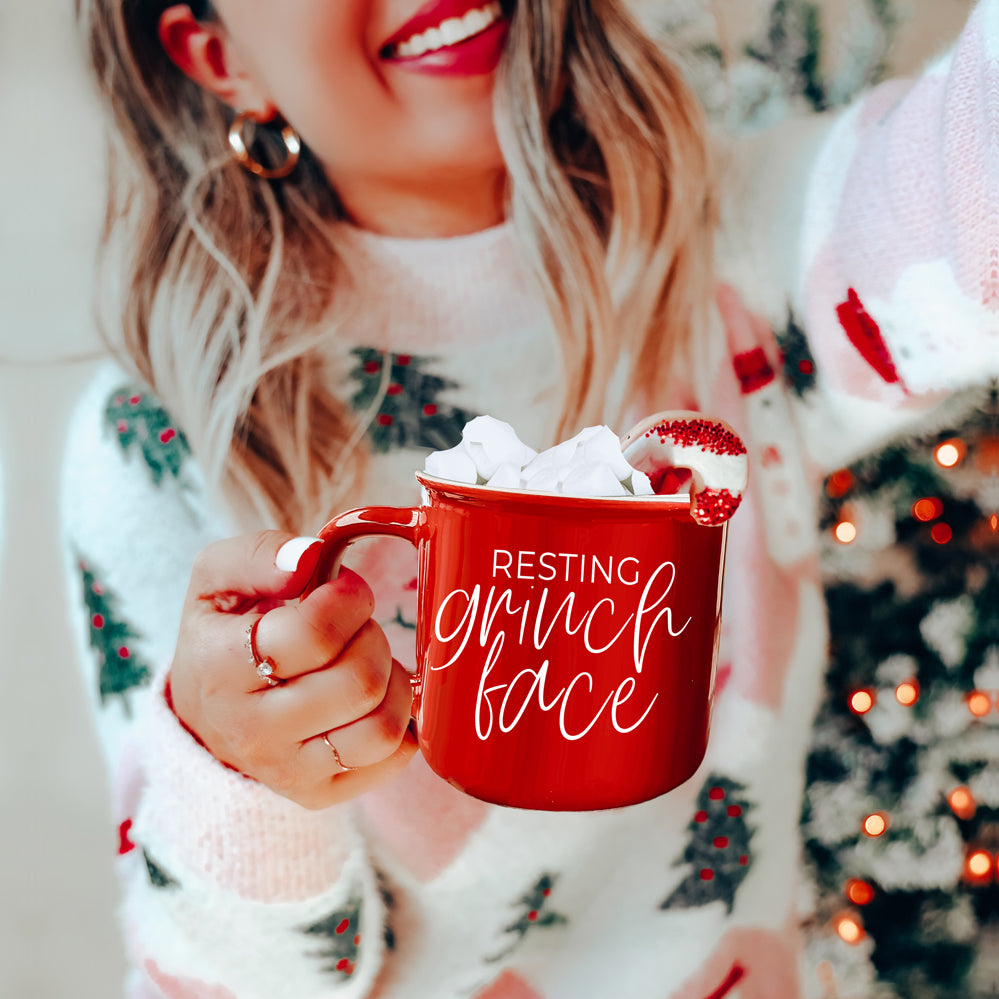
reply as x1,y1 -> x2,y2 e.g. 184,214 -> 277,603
380,0 -> 510,77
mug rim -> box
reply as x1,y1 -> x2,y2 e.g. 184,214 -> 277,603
416,471 -> 691,508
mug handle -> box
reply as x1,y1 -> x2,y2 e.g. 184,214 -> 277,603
302,505 -> 423,598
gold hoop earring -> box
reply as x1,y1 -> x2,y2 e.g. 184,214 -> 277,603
228,111 -> 302,180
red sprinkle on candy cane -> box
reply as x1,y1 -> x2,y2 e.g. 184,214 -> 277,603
646,419 -> 747,458
694,488 -> 742,526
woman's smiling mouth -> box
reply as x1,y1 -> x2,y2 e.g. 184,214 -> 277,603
387,2 -> 504,58
379,0 -> 509,74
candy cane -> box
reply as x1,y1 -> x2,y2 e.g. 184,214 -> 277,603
620,412 -> 749,527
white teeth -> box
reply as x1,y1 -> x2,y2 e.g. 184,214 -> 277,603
393,2 -> 503,59
439,17 -> 465,44
463,8 -> 491,34
422,27 -> 444,50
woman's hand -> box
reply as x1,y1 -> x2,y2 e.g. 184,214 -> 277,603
169,531 -> 418,809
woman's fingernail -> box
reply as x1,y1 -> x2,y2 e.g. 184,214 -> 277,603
275,536 -> 323,572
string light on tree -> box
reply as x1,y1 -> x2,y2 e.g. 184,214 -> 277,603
895,681 -> 919,706
826,469 -> 855,498
967,691 -> 992,718
964,850 -> 994,885
931,523 -> 953,545
849,689 -> 875,715
844,880 -> 875,906
862,813 -> 888,838
834,913 -> 866,945
912,497 -> 944,522
933,439 -> 966,468
947,787 -> 977,821
834,519 -> 858,545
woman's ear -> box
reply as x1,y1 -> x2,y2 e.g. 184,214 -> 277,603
158,5 -> 277,120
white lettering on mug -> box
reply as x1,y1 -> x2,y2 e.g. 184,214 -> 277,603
517,550 -> 535,579
583,598 -> 633,655
436,555 -> 691,743
633,562 -> 691,673
538,552 -> 558,581
434,587 -> 479,669
492,550 -> 513,578
617,557 -> 640,586
611,677 -> 659,733
474,650 -> 659,743
492,549 -> 645,586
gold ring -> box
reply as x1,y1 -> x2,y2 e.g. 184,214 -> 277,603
245,617 -> 283,687
322,732 -> 356,772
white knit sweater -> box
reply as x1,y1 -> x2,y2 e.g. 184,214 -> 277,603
62,6 -> 997,997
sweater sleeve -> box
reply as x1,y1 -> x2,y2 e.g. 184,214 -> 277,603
801,0 -> 996,385
61,363 -> 389,998
716,0 -> 998,471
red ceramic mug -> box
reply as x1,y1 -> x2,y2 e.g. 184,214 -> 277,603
306,412 -> 747,811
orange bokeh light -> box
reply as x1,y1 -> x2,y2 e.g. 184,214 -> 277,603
895,682 -> 919,706
850,690 -> 875,715
863,813 -> 888,837
948,787 -> 977,821
835,914 -> 865,945
991,514 -> 998,532
835,521 -> 858,544
912,498 -> 943,522
934,440 -> 966,468
826,469 -> 855,498
966,851 -> 993,880
968,692 -> 992,718
845,879 -> 875,906
931,523 -> 953,545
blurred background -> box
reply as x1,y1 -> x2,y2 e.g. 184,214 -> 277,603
0,1 -> 122,996
0,0 -> 977,996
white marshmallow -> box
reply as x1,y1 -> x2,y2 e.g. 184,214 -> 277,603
561,462 -> 630,497
629,470 -> 655,496
523,466 -> 561,493
464,440 -> 502,479
461,415 -> 536,470
426,419 -> 651,498
581,427 -> 638,481
547,439 -> 582,466
486,462 -> 522,490
425,444 -> 478,484
568,425 -> 604,445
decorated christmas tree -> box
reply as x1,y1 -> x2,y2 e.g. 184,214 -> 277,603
801,386 -> 998,998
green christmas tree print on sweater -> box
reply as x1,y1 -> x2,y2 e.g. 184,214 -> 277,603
302,894 -> 366,980
661,775 -> 755,915
487,873 -> 568,962
776,308 -> 818,398
78,557 -> 152,717
105,385 -> 191,486
350,348 -> 479,454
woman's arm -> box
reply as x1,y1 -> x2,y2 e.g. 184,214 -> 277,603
61,364 -> 393,997
798,0 -> 997,402
714,0 -> 997,471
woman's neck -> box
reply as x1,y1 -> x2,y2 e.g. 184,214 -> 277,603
332,168 -> 508,238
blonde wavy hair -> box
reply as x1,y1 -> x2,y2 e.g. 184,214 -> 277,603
80,0 -> 717,532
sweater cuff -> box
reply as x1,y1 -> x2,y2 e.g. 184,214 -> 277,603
134,666 -> 353,903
